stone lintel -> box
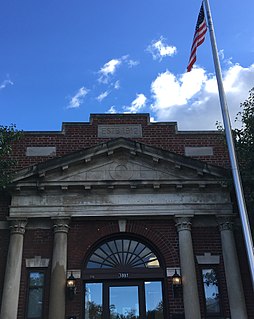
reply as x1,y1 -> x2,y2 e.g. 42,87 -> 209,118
67,269 -> 81,279
26,256 -> 50,268
196,252 -> 220,264
166,267 -> 181,277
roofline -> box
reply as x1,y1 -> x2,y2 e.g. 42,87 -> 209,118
17,113 -> 224,135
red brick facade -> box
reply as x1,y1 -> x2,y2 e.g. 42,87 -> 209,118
0,114 -> 252,319
11,114 -> 230,171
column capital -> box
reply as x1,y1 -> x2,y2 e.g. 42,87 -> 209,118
52,218 -> 70,234
217,216 -> 234,231
175,216 -> 192,232
8,219 -> 27,235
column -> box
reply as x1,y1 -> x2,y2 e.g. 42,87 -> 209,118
0,219 -> 27,319
218,217 -> 248,319
48,218 -> 70,319
175,217 -> 201,319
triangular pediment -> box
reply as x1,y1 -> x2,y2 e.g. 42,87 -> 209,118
11,138 -> 228,189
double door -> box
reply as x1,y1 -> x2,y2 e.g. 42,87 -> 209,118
84,280 -> 164,319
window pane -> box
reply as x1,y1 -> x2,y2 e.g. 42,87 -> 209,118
27,272 -> 44,319
29,272 -> 44,287
87,239 -> 160,269
27,287 -> 43,318
85,283 -> 103,319
202,269 -> 220,314
110,286 -> 139,319
145,281 -> 163,319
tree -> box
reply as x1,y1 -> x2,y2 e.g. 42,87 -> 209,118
234,88 -> 254,226
0,124 -> 22,188
216,88 -> 254,230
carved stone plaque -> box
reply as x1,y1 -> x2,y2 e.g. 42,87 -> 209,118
98,124 -> 142,138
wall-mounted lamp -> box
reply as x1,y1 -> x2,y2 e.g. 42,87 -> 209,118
172,269 -> 182,298
172,269 -> 182,286
66,272 -> 77,300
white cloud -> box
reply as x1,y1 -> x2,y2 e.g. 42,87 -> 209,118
150,63 -> 254,130
147,36 -> 177,61
98,59 -> 122,83
151,68 -> 207,110
0,79 -> 14,90
128,59 -> 140,68
107,106 -> 117,114
67,87 -> 89,108
96,91 -> 110,102
98,56 -> 140,84
124,93 -> 147,113
114,80 -> 120,90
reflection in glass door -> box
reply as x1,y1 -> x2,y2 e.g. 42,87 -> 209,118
109,286 -> 139,319
84,281 -> 164,319
145,282 -> 163,319
85,283 -> 103,319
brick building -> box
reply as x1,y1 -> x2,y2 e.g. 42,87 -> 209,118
0,113 -> 253,319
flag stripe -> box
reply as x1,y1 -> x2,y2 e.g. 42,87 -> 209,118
187,4 -> 207,72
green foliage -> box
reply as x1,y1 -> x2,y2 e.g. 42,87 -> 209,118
0,124 -> 22,188
215,89 -> 254,228
234,88 -> 254,199
85,301 -> 102,319
234,88 -> 254,227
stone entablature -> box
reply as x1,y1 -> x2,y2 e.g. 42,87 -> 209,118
9,190 -> 232,218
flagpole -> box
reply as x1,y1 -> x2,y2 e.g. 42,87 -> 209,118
203,0 -> 254,289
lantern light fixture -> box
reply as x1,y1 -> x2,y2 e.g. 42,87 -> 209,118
172,269 -> 182,298
172,269 -> 182,286
66,272 -> 77,300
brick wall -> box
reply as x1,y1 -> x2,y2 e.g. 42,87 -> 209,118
65,218 -> 184,319
10,114 -> 230,171
234,229 -> 254,318
192,227 -> 230,318
3,114 -> 250,318
0,230 -> 9,304
18,229 -> 53,319
0,192 -> 10,302
0,191 -> 10,221
14,218 -> 240,319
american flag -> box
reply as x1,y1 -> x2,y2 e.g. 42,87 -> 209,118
187,4 -> 207,72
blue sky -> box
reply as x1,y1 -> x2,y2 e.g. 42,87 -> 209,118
0,0 -> 254,131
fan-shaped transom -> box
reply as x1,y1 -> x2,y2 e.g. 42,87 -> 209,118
86,238 -> 160,270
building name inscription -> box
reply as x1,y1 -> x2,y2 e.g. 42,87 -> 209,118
98,124 -> 142,138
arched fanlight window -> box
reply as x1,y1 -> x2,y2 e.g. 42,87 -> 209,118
86,238 -> 160,270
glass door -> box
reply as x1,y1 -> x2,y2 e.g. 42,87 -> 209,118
84,281 -> 164,319
109,285 -> 141,319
